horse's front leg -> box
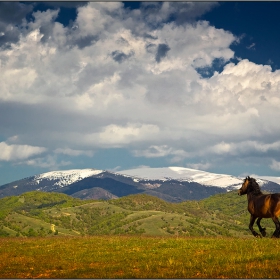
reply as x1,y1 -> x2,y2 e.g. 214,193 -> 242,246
256,217 -> 266,237
249,215 -> 261,237
271,216 -> 280,238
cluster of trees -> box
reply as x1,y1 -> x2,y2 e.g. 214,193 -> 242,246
73,207 -> 146,235
108,194 -> 177,212
18,205 -> 148,236
0,218 -> 57,237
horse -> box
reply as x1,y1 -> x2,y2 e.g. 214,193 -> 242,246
238,176 -> 280,238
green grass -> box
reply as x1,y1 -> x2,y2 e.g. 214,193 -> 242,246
1,236 -> 280,278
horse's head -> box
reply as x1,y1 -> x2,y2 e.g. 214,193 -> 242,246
238,176 -> 251,195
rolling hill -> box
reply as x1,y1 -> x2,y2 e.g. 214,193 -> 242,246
0,190 -> 277,238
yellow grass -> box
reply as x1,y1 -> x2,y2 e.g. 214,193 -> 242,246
1,235 -> 280,278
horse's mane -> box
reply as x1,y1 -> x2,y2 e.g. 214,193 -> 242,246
247,177 -> 263,195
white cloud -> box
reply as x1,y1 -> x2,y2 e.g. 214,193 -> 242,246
270,160 -> 280,171
133,145 -> 172,158
0,141 -> 46,161
186,162 -> 211,171
108,166 -> 122,172
24,155 -> 71,170
133,145 -> 189,159
246,42 -> 255,50
1,3 -> 280,173
97,123 -> 160,147
206,140 -> 280,157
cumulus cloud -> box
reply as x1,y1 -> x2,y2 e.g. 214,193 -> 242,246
206,140 -> 280,157
0,141 -> 46,161
0,2 -> 33,47
1,2 -> 280,174
139,2 -> 219,27
97,123 -> 160,147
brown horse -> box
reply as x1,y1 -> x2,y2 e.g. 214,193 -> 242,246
238,176 -> 280,238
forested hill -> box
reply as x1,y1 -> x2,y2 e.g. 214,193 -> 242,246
0,190 -> 276,238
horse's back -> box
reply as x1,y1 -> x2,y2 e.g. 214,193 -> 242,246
270,193 -> 280,217
250,193 -> 280,218
270,193 -> 280,200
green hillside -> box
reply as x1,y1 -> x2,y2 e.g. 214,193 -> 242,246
0,190 -> 277,238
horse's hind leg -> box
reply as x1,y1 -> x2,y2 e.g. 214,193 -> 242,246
256,218 -> 266,237
249,215 -> 261,237
271,216 -> 280,238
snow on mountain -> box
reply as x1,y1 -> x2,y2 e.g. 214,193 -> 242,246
254,176 -> 280,185
34,168 -> 104,188
29,166 -> 274,191
117,166 -> 267,189
118,167 -> 193,181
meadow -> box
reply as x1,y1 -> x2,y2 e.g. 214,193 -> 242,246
1,235 -> 280,278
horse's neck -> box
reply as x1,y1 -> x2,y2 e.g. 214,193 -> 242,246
248,182 -> 263,196
247,192 -> 261,200
247,193 -> 253,200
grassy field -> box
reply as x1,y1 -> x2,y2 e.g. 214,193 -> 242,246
1,235 -> 280,278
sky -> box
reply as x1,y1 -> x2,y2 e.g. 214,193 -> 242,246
1,1 -> 280,185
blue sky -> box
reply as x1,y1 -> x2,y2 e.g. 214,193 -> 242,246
1,1 -> 280,185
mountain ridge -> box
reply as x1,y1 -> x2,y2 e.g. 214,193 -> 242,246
0,167 -> 280,202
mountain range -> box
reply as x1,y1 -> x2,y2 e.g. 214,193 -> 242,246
1,167 -> 280,202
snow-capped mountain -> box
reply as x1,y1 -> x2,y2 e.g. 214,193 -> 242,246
254,175 -> 280,185
117,166 -> 269,190
0,167 -> 280,202
34,169 -> 104,189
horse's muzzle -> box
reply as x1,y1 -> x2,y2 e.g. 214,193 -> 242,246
238,189 -> 242,196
